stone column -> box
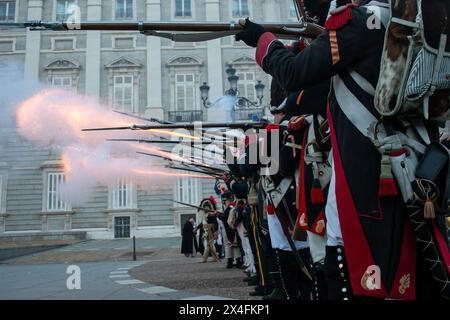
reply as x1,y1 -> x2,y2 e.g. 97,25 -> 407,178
24,0 -> 43,77
205,0 -> 224,104
145,0 -> 164,120
85,0 -> 102,100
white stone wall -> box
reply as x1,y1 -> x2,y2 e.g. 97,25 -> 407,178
0,0 -> 296,238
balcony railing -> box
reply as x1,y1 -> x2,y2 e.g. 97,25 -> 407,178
233,108 -> 265,121
168,110 -> 203,122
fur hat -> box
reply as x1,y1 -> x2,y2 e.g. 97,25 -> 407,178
199,198 -> 217,211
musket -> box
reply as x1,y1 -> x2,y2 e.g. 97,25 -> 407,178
266,188 -> 312,280
293,0 -> 308,24
1,20 -> 324,41
173,200 -> 223,214
166,165 -> 223,178
82,121 -> 269,132
112,110 -> 230,142
107,138 -> 220,145
113,110 -> 173,125
136,151 -> 226,173
108,138 -> 228,156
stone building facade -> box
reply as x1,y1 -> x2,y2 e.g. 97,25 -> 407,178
0,0 -> 298,239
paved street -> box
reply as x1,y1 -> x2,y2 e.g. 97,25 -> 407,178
2,237 -> 181,265
0,237 -> 257,300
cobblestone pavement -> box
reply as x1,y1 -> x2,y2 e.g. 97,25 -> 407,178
2,237 -> 181,265
130,248 -> 261,300
0,237 -> 261,300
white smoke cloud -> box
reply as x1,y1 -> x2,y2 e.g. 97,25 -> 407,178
206,95 -> 237,122
0,61 -> 205,206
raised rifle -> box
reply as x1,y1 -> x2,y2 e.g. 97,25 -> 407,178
0,20 -> 324,42
82,121 -> 269,132
113,110 -> 173,125
112,110 -> 230,142
136,151 -> 226,174
173,200 -> 224,214
166,165 -> 223,178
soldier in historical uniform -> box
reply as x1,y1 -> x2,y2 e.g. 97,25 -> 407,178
195,197 -> 221,263
235,0 -> 428,300
218,191 -> 243,268
263,1 -> 337,299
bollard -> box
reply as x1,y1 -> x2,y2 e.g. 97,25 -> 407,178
132,236 -> 137,261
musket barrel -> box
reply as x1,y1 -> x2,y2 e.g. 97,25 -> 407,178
24,21 -> 306,31
82,121 -> 268,131
3,20 -> 324,39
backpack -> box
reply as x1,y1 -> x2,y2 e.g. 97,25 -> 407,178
374,0 -> 450,120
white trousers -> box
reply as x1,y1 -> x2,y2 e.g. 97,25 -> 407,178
237,223 -> 255,272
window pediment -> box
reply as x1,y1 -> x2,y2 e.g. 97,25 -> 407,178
105,56 -> 142,69
166,56 -> 203,67
45,59 -> 80,71
229,56 -> 256,66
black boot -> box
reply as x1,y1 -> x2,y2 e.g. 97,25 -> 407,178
262,271 -> 286,300
277,249 -> 300,300
249,285 -> 270,296
235,257 -> 243,268
325,246 -> 352,300
226,258 -> 233,269
243,275 -> 256,282
312,260 -> 328,300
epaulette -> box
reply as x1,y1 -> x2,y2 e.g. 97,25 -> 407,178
287,115 -> 308,132
324,3 -> 358,31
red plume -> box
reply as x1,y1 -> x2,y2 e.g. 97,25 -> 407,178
209,195 -> 217,206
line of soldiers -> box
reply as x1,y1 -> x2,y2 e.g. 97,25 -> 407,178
196,0 -> 450,300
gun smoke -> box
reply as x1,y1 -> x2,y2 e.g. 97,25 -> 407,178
0,62 -> 224,206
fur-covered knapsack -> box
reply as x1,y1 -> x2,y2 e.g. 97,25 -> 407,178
374,0 -> 450,120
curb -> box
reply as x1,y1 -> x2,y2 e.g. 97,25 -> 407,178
109,261 -> 233,300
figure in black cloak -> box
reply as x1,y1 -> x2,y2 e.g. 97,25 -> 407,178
181,216 -> 198,257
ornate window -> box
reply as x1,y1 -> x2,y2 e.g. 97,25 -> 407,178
237,71 -> 256,101
45,172 -> 70,212
229,56 -> 266,120
231,0 -> 249,17
114,216 -> 131,238
175,73 -> 196,112
115,0 -> 134,20
109,179 -> 136,210
45,59 -> 80,91
175,0 -> 192,18
176,177 -> 199,206
230,56 -> 258,100
113,75 -> 134,112
166,56 -> 203,121
55,0 -> 77,21
105,57 -> 142,114
52,76 -> 72,89
0,1 -> 15,22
